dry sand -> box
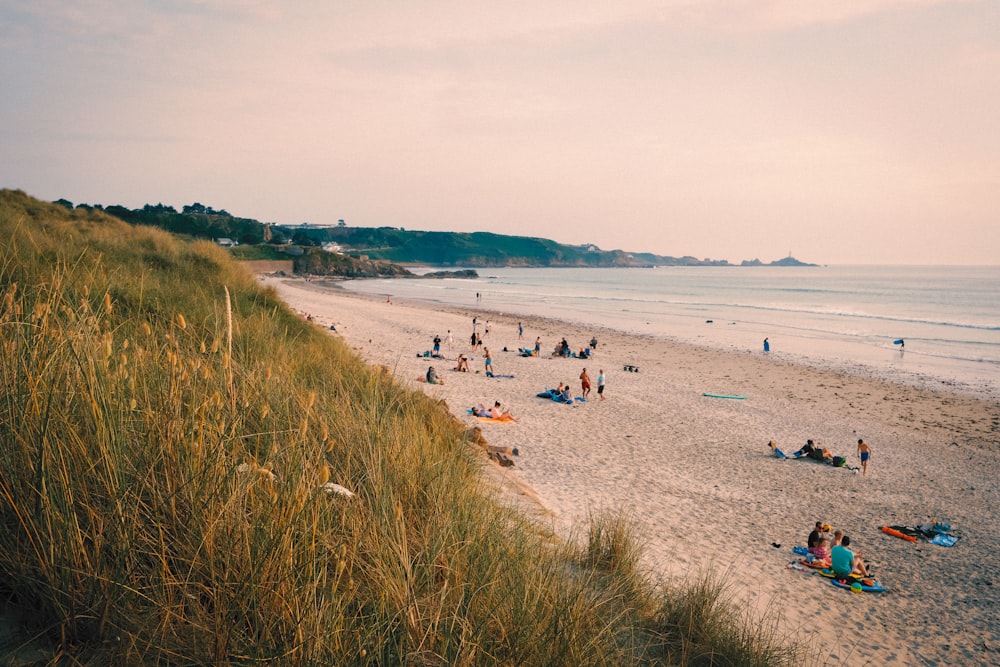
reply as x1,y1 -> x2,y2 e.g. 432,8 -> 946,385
263,274 -> 1000,666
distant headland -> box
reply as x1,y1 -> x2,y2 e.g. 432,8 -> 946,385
50,195 -> 817,272
739,256 -> 818,267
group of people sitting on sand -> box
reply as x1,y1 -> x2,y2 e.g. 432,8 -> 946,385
550,338 -> 592,359
808,521 -> 870,577
794,439 -> 835,462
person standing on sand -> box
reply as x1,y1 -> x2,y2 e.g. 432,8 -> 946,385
484,347 -> 494,377
579,368 -> 592,399
432,334 -> 441,357
597,369 -> 606,399
763,337 -> 770,353
518,322 -> 524,339
446,329 -> 453,351
534,337 -> 541,356
857,438 -> 872,476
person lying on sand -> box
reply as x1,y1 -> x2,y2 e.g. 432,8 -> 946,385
473,401 -> 516,420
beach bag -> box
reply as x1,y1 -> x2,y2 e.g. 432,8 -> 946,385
832,456 -> 846,467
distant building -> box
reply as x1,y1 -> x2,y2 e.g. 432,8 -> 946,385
215,238 -> 238,247
321,242 -> 344,253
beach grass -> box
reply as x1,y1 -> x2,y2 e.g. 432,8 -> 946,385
0,189 -> 804,665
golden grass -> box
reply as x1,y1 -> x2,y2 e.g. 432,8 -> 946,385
0,189 -> 805,665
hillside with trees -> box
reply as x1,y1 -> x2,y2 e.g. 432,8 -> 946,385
52,198 -> 732,267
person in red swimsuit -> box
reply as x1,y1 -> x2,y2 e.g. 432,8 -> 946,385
579,368 -> 592,399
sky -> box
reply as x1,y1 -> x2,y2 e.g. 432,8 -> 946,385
2,1 -> 998,265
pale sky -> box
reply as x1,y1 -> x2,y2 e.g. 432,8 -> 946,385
2,1 -> 998,264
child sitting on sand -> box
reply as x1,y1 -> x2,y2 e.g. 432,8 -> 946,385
812,537 -> 831,563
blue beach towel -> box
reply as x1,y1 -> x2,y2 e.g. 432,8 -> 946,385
929,533 -> 959,547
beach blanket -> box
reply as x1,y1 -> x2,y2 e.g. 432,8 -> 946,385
883,524 -> 959,546
882,526 -> 918,542
474,414 -> 518,423
536,389 -> 585,404
929,533 -> 959,547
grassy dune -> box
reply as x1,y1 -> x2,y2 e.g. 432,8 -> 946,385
0,190 -> 801,665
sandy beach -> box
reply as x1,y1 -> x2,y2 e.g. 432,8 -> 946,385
263,274 -> 999,666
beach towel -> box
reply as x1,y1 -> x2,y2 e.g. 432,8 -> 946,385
473,414 -> 518,423
929,533 -> 959,547
536,389 -> 577,404
881,526 -> 918,543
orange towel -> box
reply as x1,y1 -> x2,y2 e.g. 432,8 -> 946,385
881,526 -> 917,542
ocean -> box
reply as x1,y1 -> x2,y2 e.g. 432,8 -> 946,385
338,265 -> 1000,399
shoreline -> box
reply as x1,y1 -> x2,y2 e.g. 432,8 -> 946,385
335,270 -> 1000,403
263,273 -> 1000,666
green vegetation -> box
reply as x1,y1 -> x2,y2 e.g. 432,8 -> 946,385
293,249 -> 415,278
52,197 -> 734,267
228,244 -> 290,261
0,189 -> 803,664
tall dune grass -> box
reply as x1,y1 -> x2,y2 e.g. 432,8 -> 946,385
0,190 -> 804,665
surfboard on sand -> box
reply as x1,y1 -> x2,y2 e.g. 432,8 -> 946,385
893,339 -> 904,345
703,393 -> 747,400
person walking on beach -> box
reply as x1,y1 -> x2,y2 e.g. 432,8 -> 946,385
518,322 -> 524,340
857,438 -> 872,476
485,320 -> 490,337
597,369 -> 606,400
579,368 -> 592,399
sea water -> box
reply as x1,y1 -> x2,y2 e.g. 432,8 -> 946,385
339,265 -> 1000,399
